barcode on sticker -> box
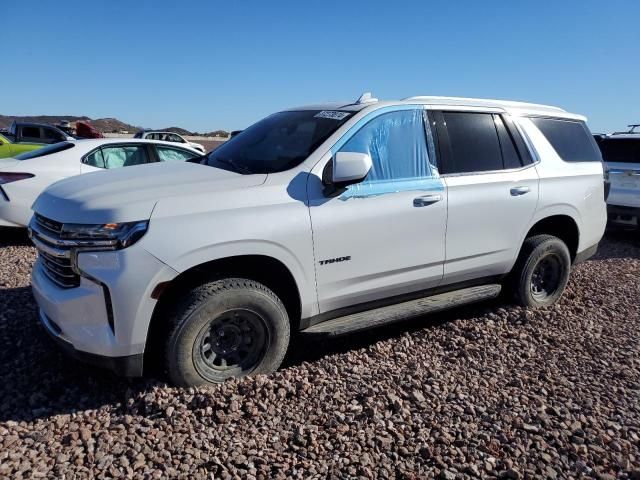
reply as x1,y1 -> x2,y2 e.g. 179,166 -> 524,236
314,111 -> 350,120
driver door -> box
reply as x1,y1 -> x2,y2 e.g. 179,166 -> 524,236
307,107 -> 447,314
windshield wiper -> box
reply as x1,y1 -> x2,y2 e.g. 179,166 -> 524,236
214,157 -> 253,174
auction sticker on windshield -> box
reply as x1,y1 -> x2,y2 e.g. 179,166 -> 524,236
314,111 -> 350,120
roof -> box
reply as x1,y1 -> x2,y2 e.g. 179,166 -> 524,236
287,94 -> 584,120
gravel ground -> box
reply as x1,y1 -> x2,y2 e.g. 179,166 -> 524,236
0,229 -> 639,479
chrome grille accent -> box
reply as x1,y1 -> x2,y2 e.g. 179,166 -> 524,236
30,215 -> 80,289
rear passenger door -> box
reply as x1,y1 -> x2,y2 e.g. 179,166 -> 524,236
431,109 -> 539,284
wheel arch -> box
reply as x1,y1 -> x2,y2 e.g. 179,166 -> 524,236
144,254 -> 305,369
523,213 -> 580,261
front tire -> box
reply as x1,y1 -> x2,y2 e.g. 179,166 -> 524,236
165,278 -> 290,386
510,234 -> 571,308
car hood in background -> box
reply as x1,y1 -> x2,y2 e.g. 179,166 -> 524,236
0,158 -> 20,169
32,161 -> 267,224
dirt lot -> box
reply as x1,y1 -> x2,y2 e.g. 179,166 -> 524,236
0,230 -> 638,479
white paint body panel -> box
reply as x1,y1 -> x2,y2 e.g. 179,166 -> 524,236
28,96 -> 606,362
442,166 -> 539,283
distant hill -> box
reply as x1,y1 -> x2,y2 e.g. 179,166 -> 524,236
0,115 -> 228,137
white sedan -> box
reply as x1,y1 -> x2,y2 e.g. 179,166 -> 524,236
0,138 -> 202,227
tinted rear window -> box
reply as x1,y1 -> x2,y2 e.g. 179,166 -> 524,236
15,142 -> 75,160
597,138 -> 640,164
531,117 -> 601,162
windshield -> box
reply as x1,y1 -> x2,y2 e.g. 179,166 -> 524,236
15,142 -> 75,160
206,110 -> 353,173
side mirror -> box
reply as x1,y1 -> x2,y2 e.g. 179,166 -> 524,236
333,151 -> 372,183
323,151 -> 372,197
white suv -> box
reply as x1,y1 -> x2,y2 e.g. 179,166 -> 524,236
595,126 -> 640,228
29,94 -> 606,385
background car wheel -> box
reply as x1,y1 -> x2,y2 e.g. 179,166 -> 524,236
165,277 -> 290,386
510,234 -> 571,308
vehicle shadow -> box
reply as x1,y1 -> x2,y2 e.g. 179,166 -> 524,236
285,298 -> 503,369
593,229 -> 640,261
0,286 -> 159,423
0,283 -> 504,423
0,227 -> 31,247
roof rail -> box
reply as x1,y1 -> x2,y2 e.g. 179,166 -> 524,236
627,124 -> 640,133
402,96 -> 566,113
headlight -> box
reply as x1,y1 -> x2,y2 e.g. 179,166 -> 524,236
60,220 -> 148,249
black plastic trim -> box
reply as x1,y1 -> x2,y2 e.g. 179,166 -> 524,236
299,275 -> 505,330
573,244 -> 598,264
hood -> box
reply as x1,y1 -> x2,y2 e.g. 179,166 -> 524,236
32,161 -> 266,224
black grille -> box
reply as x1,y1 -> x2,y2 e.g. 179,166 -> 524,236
39,251 -> 80,288
34,214 -> 63,236
31,215 -> 81,289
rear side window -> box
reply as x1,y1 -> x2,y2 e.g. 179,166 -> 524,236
43,128 -> 65,143
442,112 -> 503,173
85,149 -> 105,168
100,145 -> 149,169
531,117 -> 601,162
155,146 -> 199,162
598,139 -> 640,164
21,126 -> 41,140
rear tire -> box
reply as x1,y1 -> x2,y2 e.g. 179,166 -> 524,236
164,277 -> 290,386
510,234 -> 571,308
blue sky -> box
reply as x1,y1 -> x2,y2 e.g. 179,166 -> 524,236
2,1 -> 638,133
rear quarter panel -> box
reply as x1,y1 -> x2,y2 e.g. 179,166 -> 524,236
519,117 -> 606,253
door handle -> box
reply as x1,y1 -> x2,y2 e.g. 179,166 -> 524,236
510,186 -> 530,196
413,194 -> 443,207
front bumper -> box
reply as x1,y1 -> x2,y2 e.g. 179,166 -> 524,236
38,308 -> 143,376
31,244 -> 179,375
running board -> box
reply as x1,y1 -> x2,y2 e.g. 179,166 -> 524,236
302,284 -> 502,336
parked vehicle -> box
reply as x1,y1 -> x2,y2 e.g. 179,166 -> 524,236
75,121 -> 104,139
134,130 -> 206,153
0,139 -> 201,227
29,94 -> 606,386
8,121 -> 74,144
595,125 -> 640,228
0,132 -> 46,159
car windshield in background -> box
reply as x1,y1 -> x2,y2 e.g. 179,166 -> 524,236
15,142 -> 75,160
206,110 -> 353,173
598,138 -> 640,164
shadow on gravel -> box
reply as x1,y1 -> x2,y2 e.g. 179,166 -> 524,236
594,229 -> 640,260
0,286 -> 160,423
0,227 -> 30,247
285,298 -> 503,369
0,281 -> 504,423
